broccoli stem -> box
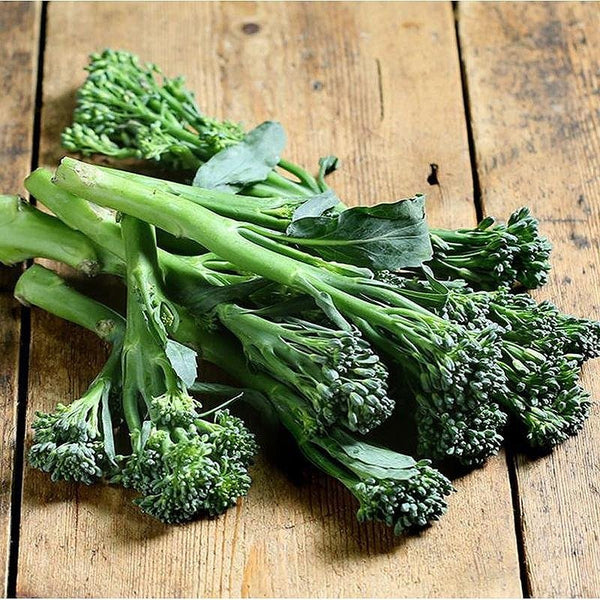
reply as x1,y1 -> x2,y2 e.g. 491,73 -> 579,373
51,158 -> 469,362
25,168 -> 260,295
14,264 -> 125,344
277,158 -> 321,194
120,215 -> 183,428
0,195 -> 103,275
97,165 -> 298,231
25,169 -> 126,272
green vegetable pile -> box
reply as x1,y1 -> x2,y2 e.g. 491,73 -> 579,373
3,49 -> 597,532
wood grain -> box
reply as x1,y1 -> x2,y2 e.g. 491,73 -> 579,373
459,2 -> 600,596
17,2 -> 521,597
0,2 -> 41,596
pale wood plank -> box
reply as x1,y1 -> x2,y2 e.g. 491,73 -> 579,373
0,2 -> 41,596
459,2 -> 600,596
18,2 -> 521,596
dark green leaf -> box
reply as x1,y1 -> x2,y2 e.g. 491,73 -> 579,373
317,155 -> 339,190
286,194 -> 433,270
165,339 -> 198,387
324,429 -> 418,481
291,189 -> 340,222
193,121 -> 286,192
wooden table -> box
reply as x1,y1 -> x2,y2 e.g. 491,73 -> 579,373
1,2 -> 599,597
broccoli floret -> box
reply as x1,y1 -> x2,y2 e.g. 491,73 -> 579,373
499,343 -> 590,448
29,348 -> 120,484
415,282 -> 592,448
355,297 -> 508,466
352,460 -> 453,533
120,409 -> 256,523
118,215 -> 256,523
554,315 -> 600,361
410,323 -> 508,465
217,304 -> 393,434
428,207 -> 551,290
63,49 -> 244,169
484,289 -> 600,362
269,389 -> 454,533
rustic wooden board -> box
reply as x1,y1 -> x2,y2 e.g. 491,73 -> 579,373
0,2 -> 41,596
459,2 -> 600,596
16,2 -> 521,597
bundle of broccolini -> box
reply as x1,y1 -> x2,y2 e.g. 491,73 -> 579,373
0,50 -> 596,533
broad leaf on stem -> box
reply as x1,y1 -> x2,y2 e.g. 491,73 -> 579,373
291,189 -> 340,221
193,121 -> 286,192
286,194 -> 433,270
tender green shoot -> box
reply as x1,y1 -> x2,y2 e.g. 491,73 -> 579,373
15,265 -> 124,484
63,49 -> 244,168
484,289 -> 600,362
428,207 -> 551,290
28,348 -> 120,484
298,420 -> 454,534
217,304 -> 393,434
63,50 -> 323,198
118,215 -> 256,523
429,284 -> 592,448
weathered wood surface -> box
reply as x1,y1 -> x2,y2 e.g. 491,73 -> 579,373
460,2 -> 600,596
0,2 -> 40,596
15,1 -> 523,597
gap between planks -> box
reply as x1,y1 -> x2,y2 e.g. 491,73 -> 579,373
6,2 -> 48,597
453,3 -> 530,597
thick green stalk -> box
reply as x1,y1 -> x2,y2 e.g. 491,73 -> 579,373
0,195 -> 103,275
25,169 -> 125,268
54,158 -> 315,286
26,168 -> 257,294
120,216 -> 181,431
53,158 -> 452,349
99,166 -> 295,231
14,264 -> 125,344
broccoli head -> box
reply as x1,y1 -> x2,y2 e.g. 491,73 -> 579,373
63,49 -> 244,169
428,207 -> 551,290
29,348 -> 120,484
217,304 -> 394,434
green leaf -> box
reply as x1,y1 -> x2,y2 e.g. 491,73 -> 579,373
165,339 -> 198,387
291,189 -> 339,222
100,384 -> 116,464
324,429 -> 418,481
192,121 -> 286,192
286,194 -> 433,270
317,155 -> 339,190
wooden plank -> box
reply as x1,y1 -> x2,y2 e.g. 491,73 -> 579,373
0,2 -> 41,596
17,2 -> 521,597
459,2 -> 600,596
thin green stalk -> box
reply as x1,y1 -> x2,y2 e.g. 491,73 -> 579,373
278,158 -> 321,193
